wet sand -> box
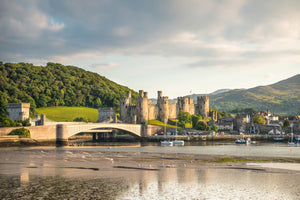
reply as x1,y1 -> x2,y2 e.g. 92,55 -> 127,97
1,147 -> 299,174
1,148 -> 300,199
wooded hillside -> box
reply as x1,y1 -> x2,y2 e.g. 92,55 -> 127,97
0,62 -> 138,114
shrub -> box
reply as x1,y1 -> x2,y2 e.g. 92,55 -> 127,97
211,124 -> 219,132
9,128 -> 30,137
195,121 -> 207,131
283,119 -> 290,127
253,115 -> 265,124
73,117 -> 89,122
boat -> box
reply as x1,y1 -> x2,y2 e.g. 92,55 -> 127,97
173,140 -> 184,146
161,121 -> 173,146
235,137 -> 251,144
173,120 -> 184,146
161,140 -> 173,146
274,137 -> 284,142
288,131 -> 298,146
235,138 -> 246,144
246,137 -> 251,144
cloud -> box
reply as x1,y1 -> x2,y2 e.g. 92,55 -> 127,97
264,73 -> 275,79
91,62 -> 118,70
0,0 -> 299,71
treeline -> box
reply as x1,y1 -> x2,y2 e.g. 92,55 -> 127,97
0,62 -> 138,115
230,108 -> 257,114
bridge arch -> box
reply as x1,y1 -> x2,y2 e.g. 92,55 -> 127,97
66,123 -> 142,138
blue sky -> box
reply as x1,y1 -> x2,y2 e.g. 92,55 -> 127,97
1,0 -> 299,98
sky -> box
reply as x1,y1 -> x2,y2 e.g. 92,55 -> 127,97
1,0 -> 299,98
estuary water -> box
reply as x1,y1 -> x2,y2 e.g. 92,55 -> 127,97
0,142 -> 300,199
77,141 -> 300,158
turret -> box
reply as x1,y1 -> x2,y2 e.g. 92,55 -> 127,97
196,96 -> 209,119
157,91 -> 162,101
136,90 -> 149,123
158,96 -> 169,123
120,91 -> 131,121
139,90 -> 144,98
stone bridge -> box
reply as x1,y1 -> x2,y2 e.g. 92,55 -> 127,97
0,123 -> 162,144
66,123 -> 143,137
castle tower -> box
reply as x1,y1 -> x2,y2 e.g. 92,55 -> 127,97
183,97 -> 190,112
177,97 -> 195,116
157,91 -> 169,123
120,91 -> 131,121
7,103 -> 30,121
196,96 -> 209,119
136,90 -> 149,123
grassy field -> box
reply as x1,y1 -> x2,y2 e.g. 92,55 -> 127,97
147,120 -> 177,128
147,120 -> 192,129
36,107 -> 98,122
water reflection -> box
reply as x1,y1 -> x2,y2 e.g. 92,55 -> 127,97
1,144 -> 300,199
1,163 -> 300,199
120,168 -> 300,199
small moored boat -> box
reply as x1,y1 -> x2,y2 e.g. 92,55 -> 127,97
235,138 -> 246,144
274,137 -> 284,142
161,141 -> 173,146
173,140 -> 184,146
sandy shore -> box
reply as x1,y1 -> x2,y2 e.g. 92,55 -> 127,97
1,147 -> 300,176
96,151 -> 300,172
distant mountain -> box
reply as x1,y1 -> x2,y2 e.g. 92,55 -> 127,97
185,89 -> 232,100
208,74 -> 300,116
209,89 -> 232,95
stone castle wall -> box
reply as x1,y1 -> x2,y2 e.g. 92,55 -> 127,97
7,103 -> 30,121
120,90 -> 210,124
168,104 -> 177,119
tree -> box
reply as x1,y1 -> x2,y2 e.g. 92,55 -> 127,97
283,119 -> 290,127
94,97 -> 102,108
211,124 -> 219,132
192,115 -> 203,128
178,111 -> 192,128
195,121 -> 207,131
253,115 -> 266,124
9,128 -> 30,137
73,117 -> 89,122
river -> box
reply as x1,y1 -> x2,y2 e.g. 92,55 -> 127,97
0,141 -> 300,199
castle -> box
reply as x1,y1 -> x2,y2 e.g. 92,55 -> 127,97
120,90 -> 209,124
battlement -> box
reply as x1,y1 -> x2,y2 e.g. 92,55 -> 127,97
144,92 -> 148,98
197,96 -> 209,102
139,90 -> 144,97
162,96 -> 169,103
157,91 -> 162,99
178,97 -> 194,105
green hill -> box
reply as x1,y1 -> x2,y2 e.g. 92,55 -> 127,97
0,62 -> 138,115
36,107 -> 98,122
209,74 -> 300,115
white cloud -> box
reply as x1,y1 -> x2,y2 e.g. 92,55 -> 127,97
0,0 -> 299,74
91,62 -> 118,70
264,73 -> 275,79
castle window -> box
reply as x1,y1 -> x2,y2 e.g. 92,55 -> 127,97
126,106 -> 127,108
